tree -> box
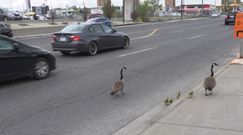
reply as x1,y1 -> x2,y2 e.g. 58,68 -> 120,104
103,0 -> 114,19
137,1 -> 152,22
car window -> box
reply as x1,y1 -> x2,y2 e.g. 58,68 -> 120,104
61,24 -> 86,32
0,37 -> 14,50
101,24 -> 113,33
228,12 -> 236,16
0,24 -> 4,28
89,24 -> 104,33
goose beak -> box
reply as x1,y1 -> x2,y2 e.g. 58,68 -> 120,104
123,67 -> 127,70
213,63 -> 218,66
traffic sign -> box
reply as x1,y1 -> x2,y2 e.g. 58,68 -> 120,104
234,12 -> 243,38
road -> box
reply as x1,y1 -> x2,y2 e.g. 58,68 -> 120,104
0,17 -> 239,135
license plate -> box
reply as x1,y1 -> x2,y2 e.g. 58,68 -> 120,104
60,37 -> 66,41
230,16 -> 234,18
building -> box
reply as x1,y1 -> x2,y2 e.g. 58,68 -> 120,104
181,4 -> 212,15
97,0 -> 107,7
222,0 -> 241,12
165,0 -> 175,12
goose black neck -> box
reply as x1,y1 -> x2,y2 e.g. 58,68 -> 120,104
120,69 -> 123,80
211,64 -> 214,77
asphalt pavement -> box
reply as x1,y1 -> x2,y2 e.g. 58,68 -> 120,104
0,17 -> 241,135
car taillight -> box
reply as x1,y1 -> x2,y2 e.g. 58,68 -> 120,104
51,35 -> 56,43
70,35 -> 81,41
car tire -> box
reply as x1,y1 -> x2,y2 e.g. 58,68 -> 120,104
87,42 -> 98,56
121,37 -> 129,49
60,51 -> 71,55
3,17 -> 8,22
225,22 -> 229,25
33,58 -> 50,80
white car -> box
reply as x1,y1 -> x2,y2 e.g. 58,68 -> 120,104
211,12 -> 221,17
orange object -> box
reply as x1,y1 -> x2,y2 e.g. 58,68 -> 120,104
234,12 -> 243,38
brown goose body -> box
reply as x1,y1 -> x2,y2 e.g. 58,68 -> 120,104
110,80 -> 124,95
204,77 -> 216,91
110,67 -> 127,96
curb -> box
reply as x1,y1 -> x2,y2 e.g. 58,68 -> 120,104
112,62 -> 230,135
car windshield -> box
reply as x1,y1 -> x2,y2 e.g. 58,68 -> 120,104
60,24 -> 86,32
228,12 -> 236,16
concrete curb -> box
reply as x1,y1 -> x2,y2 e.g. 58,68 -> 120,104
112,63 -> 230,135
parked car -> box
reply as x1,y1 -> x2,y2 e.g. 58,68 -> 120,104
225,11 -> 237,25
86,17 -> 112,27
0,35 -> 56,82
51,22 -> 129,56
0,8 -> 22,21
211,11 -> 221,18
0,22 -> 13,37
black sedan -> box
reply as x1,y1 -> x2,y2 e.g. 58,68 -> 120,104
0,35 -> 56,82
225,12 -> 237,25
0,22 -> 13,37
51,22 -> 129,56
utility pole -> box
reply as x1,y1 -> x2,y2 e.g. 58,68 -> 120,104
181,0 -> 183,20
202,0 -> 204,15
123,0 -> 125,23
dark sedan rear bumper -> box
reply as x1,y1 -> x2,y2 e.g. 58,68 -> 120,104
225,19 -> 235,23
52,41 -> 89,52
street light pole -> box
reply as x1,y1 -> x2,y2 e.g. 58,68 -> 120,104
123,0 -> 125,23
181,0 -> 183,20
202,0 -> 204,15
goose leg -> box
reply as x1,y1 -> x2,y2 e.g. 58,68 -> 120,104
205,89 -> 208,96
209,90 -> 212,95
121,89 -> 125,95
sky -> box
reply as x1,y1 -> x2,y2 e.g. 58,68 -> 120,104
0,0 -> 230,11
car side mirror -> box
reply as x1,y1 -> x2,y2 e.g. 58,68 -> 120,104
13,42 -> 20,52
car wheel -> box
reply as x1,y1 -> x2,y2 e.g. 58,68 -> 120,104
33,58 -> 50,80
121,37 -> 129,49
225,22 -> 229,25
87,42 -> 98,56
60,51 -> 71,55
3,17 -> 8,22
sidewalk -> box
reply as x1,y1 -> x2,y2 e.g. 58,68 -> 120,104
114,59 -> 243,135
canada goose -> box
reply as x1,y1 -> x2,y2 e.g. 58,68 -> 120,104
110,67 -> 127,96
204,63 -> 218,96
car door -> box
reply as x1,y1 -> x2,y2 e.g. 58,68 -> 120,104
101,24 -> 121,48
0,37 -> 34,81
88,24 -> 108,50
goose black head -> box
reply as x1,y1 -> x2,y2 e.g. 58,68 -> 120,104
122,67 -> 127,70
213,63 -> 218,66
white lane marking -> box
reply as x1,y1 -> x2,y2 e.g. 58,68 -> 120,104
170,30 -> 184,34
118,47 -> 156,57
13,33 -> 52,39
189,34 -> 206,39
